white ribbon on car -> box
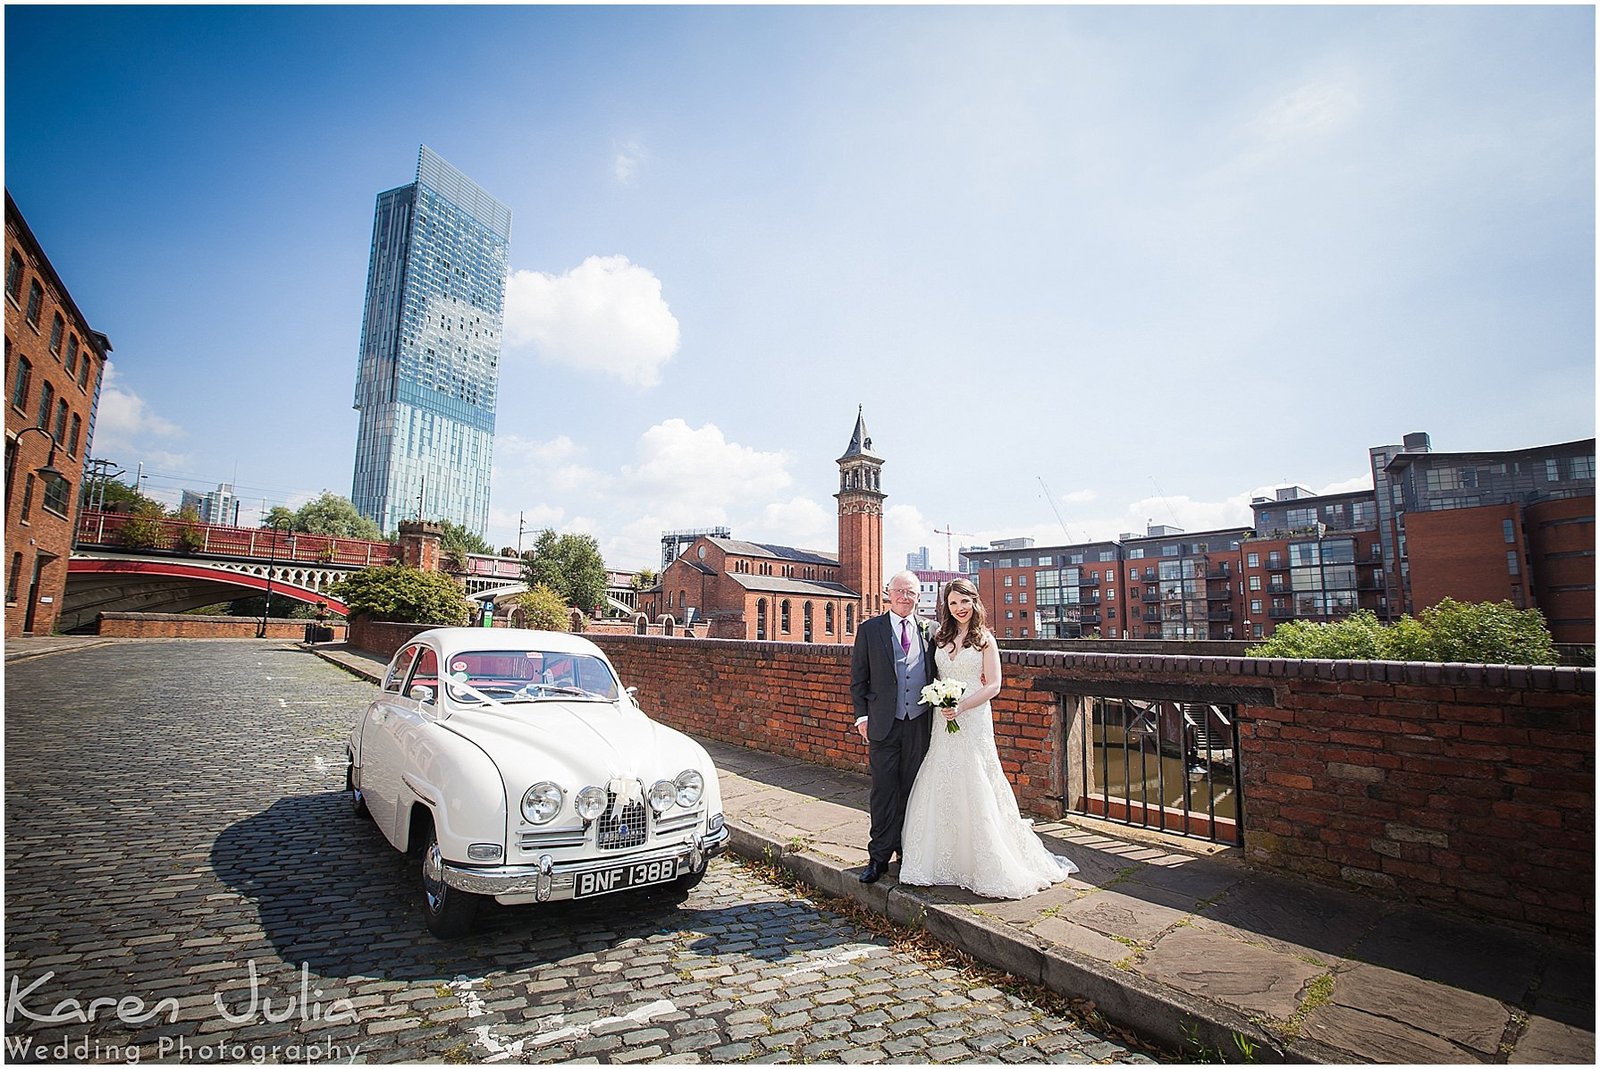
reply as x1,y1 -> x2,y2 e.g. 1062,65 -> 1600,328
609,775 -> 644,807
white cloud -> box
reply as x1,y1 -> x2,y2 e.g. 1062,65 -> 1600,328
613,140 -> 647,184
751,498 -> 833,553
89,363 -> 183,456
623,419 -> 793,508
1252,74 -> 1361,141
502,255 -> 680,387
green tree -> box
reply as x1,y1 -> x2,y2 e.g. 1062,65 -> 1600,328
518,584 -> 571,631
174,505 -> 206,554
436,519 -> 493,571
330,564 -> 473,625
631,568 -> 659,592
1247,600 -> 1558,666
117,496 -> 172,549
271,492 -> 383,540
82,475 -> 164,514
523,529 -> 608,613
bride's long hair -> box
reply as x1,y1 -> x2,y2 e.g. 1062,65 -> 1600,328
934,577 -> 991,652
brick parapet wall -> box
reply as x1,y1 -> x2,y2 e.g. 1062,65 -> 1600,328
97,612 -> 345,641
584,635 -> 1593,939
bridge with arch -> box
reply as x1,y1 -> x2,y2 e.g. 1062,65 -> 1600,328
62,511 -> 534,633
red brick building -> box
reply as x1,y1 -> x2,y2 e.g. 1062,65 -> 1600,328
642,409 -> 884,643
964,434 -> 1594,646
5,191 -> 112,637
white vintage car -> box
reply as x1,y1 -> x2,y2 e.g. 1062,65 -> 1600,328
346,627 -> 728,936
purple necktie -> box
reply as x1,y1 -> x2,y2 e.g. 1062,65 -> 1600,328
900,618 -> 911,654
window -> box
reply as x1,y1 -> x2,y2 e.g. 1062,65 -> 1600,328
78,356 -> 89,388
1249,576 -> 1262,591
41,473 -> 69,516
846,604 -> 854,634
36,381 -> 54,430
1018,575 -> 1028,586
1246,552 -> 1259,568
1507,551 -> 1520,576
803,602 -> 813,642
1004,593 -> 1013,604
1545,460 -> 1560,481
781,600 -> 791,632
1099,550 -> 1116,562
52,399 -> 67,443
1037,556 -> 1052,567
1573,455 -> 1595,481
65,335 -> 78,377
5,250 -> 22,301
1503,519 -> 1516,544
10,357 -> 31,411
24,280 -> 43,327
19,474 -> 34,521
1004,576 -> 1012,587
67,414 -> 81,457
1019,592 -> 1028,604
7,552 -> 21,604
756,598 -> 767,640
1250,599 -> 1262,614
48,315 -> 63,355
825,604 -> 834,634
1106,588 -> 1115,601
1018,557 -> 1033,567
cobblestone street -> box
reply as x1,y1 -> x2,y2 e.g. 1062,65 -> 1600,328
5,640 -> 1158,1064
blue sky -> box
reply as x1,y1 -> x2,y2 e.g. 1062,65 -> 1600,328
6,5 -> 1594,573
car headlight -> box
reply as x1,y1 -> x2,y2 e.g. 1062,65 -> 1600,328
675,769 -> 704,807
648,780 -> 677,814
575,785 -> 607,822
521,782 -> 563,824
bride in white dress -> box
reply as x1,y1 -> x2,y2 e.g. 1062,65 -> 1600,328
899,578 -> 1078,899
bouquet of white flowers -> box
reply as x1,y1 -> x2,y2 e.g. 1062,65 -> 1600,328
919,678 -> 967,733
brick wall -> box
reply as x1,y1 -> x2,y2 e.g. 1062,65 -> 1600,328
97,612 -> 345,641
583,634 -> 1593,940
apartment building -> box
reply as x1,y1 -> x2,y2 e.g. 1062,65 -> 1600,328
4,191 -> 112,637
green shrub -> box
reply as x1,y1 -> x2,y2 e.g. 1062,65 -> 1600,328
329,564 -> 472,626
517,584 -> 570,632
1247,599 -> 1558,666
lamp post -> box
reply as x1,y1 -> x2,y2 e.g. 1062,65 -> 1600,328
258,524 -> 279,638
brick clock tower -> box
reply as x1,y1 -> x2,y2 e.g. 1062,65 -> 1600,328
836,406 -> 886,619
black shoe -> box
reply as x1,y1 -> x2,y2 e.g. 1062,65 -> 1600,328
858,860 -> 888,884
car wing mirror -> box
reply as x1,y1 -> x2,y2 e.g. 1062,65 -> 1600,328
409,684 -> 436,704
626,686 -> 639,702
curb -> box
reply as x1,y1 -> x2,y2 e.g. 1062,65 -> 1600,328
727,821 -> 1346,1064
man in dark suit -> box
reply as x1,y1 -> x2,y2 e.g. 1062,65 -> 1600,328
851,570 -> 936,884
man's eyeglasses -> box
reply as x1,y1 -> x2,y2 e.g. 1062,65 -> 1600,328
886,587 -> 917,597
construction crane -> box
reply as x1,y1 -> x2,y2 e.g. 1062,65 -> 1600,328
932,526 -> 975,572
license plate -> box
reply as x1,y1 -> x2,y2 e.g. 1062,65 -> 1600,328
574,858 -> 679,899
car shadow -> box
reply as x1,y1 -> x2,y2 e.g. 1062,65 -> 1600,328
208,791 -> 860,984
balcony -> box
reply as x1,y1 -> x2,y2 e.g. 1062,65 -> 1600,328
1142,591 -> 1161,603
1208,608 -> 1233,621
1265,558 -> 1287,570
1079,576 -> 1101,587
1266,583 -> 1288,594
1206,566 -> 1231,579
1269,607 -> 1295,619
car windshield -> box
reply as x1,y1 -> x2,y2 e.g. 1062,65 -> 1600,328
439,649 -> 621,705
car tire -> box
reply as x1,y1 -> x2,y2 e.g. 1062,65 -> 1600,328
420,823 -> 481,938
675,864 -> 708,892
345,758 -> 370,819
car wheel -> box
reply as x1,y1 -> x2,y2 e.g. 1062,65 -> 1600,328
420,824 -> 480,938
676,864 -> 708,891
345,758 -> 370,819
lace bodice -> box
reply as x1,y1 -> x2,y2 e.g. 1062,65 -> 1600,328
934,642 -> 986,695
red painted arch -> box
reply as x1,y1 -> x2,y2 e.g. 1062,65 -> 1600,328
68,558 -> 349,615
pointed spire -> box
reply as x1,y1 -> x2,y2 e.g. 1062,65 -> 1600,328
839,405 -> 880,461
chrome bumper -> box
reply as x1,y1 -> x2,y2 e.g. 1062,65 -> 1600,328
442,823 -> 730,901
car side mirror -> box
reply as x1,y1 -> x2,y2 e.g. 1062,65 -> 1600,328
626,686 -> 639,702
409,685 -> 436,704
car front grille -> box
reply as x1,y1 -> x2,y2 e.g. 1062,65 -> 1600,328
597,789 -> 648,851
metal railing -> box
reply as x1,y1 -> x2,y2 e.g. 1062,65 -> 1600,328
1078,696 -> 1242,844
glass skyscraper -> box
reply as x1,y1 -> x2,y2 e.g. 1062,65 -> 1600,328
352,145 -> 511,538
